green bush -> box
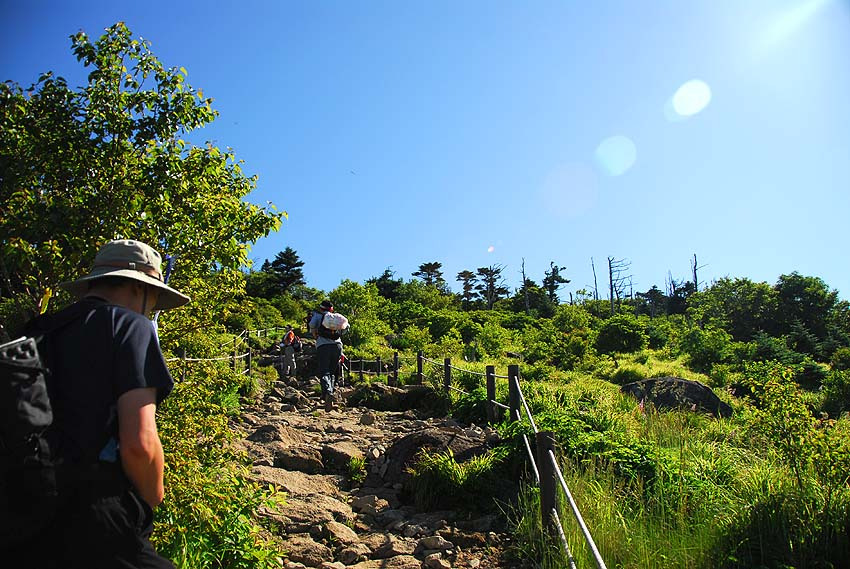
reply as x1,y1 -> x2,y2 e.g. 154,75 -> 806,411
679,327 -> 733,373
406,447 -> 512,511
715,487 -> 850,569
830,346 -> 850,371
155,362 -> 281,568
553,304 -> 592,332
644,319 -> 671,349
595,314 -> 647,354
451,387 -> 489,424
822,370 -> 850,416
611,366 -> 646,385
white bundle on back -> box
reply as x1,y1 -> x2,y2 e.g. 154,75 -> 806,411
322,312 -> 349,331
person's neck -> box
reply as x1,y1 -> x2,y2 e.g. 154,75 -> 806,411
85,286 -> 141,314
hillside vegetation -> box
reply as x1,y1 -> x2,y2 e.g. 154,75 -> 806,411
2,24 -> 848,569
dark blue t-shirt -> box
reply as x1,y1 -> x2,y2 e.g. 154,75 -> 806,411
28,298 -> 173,464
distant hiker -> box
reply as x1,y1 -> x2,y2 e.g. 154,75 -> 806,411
282,325 -> 297,377
4,239 -> 188,568
309,300 -> 349,411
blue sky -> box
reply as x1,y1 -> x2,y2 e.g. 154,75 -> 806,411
3,1 -> 849,299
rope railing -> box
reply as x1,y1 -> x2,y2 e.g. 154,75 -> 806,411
548,449 -> 608,569
551,508 -> 578,569
418,353 -> 605,568
523,434 -> 540,484
447,385 -> 469,397
447,363 -> 487,376
515,376 -> 539,434
165,329 -> 603,567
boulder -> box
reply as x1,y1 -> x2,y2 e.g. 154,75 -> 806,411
380,427 -> 493,485
621,377 -> 733,418
262,494 -> 354,533
351,494 -> 390,516
280,535 -> 332,568
417,535 -> 453,552
339,543 -> 371,565
321,441 -> 365,470
372,536 -> 417,559
347,383 -> 448,415
247,424 -> 308,445
323,520 -> 360,546
250,466 -> 341,496
273,445 -> 325,474
349,556 -> 421,569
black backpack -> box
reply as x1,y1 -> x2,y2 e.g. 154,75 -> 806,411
0,304 -> 87,546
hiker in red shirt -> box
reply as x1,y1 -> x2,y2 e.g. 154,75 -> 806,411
282,325 -> 297,377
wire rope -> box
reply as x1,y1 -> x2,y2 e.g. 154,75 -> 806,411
548,449 -> 608,569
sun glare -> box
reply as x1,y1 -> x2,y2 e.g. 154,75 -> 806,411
754,0 -> 832,57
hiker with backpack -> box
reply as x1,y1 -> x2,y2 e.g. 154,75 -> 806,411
308,300 -> 349,411
2,239 -> 188,568
282,324 -> 299,377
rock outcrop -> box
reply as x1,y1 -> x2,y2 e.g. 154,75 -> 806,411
621,377 -> 733,418
237,373 -> 520,568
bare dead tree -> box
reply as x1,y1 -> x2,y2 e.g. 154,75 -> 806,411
520,258 -> 530,314
691,253 -> 707,292
591,257 -> 599,301
608,256 -> 631,315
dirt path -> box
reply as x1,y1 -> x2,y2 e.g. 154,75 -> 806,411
235,372 -> 524,569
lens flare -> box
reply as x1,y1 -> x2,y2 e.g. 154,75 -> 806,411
487,246 -> 495,253
594,135 -> 637,176
670,79 -> 712,118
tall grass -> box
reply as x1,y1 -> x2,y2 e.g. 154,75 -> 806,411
500,368 -> 850,569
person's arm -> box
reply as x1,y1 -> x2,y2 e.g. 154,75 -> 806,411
309,314 -> 319,339
117,387 -> 165,508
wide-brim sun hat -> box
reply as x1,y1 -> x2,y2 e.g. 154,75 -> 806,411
59,239 -> 190,311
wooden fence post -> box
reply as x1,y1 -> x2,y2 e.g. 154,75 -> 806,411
508,364 -> 521,422
181,347 -> 187,382
536,431 -> 558,537
417,351 -> 424,385
233,338 -> 238,372
247,349 -> 252,378
391,352 -> 399,386
359,358 -> 364,382
376,356 -> 382,378
485,365 -> 496,423
444,358 -> 451,393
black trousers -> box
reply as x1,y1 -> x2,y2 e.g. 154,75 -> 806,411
316,342 -> 342,395
5,466 -> 174,569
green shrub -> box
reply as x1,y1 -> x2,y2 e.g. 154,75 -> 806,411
553,304 -> 591,332
611,366 -> 646,385
406,447 -> 511,511
822,370 -> 850,416
347,456 -> 366,485
715,487 -> 850,569
155,362 -> 281,568
644,319 -> 671,349
451,387 -> 489,424
679,327 -> 733,373
830,346 -> 850,371
596,315 -> 647,354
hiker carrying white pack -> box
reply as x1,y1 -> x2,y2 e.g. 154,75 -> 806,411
308,300 -> 349,411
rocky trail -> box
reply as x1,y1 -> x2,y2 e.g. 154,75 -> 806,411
233,362 -> 527,569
